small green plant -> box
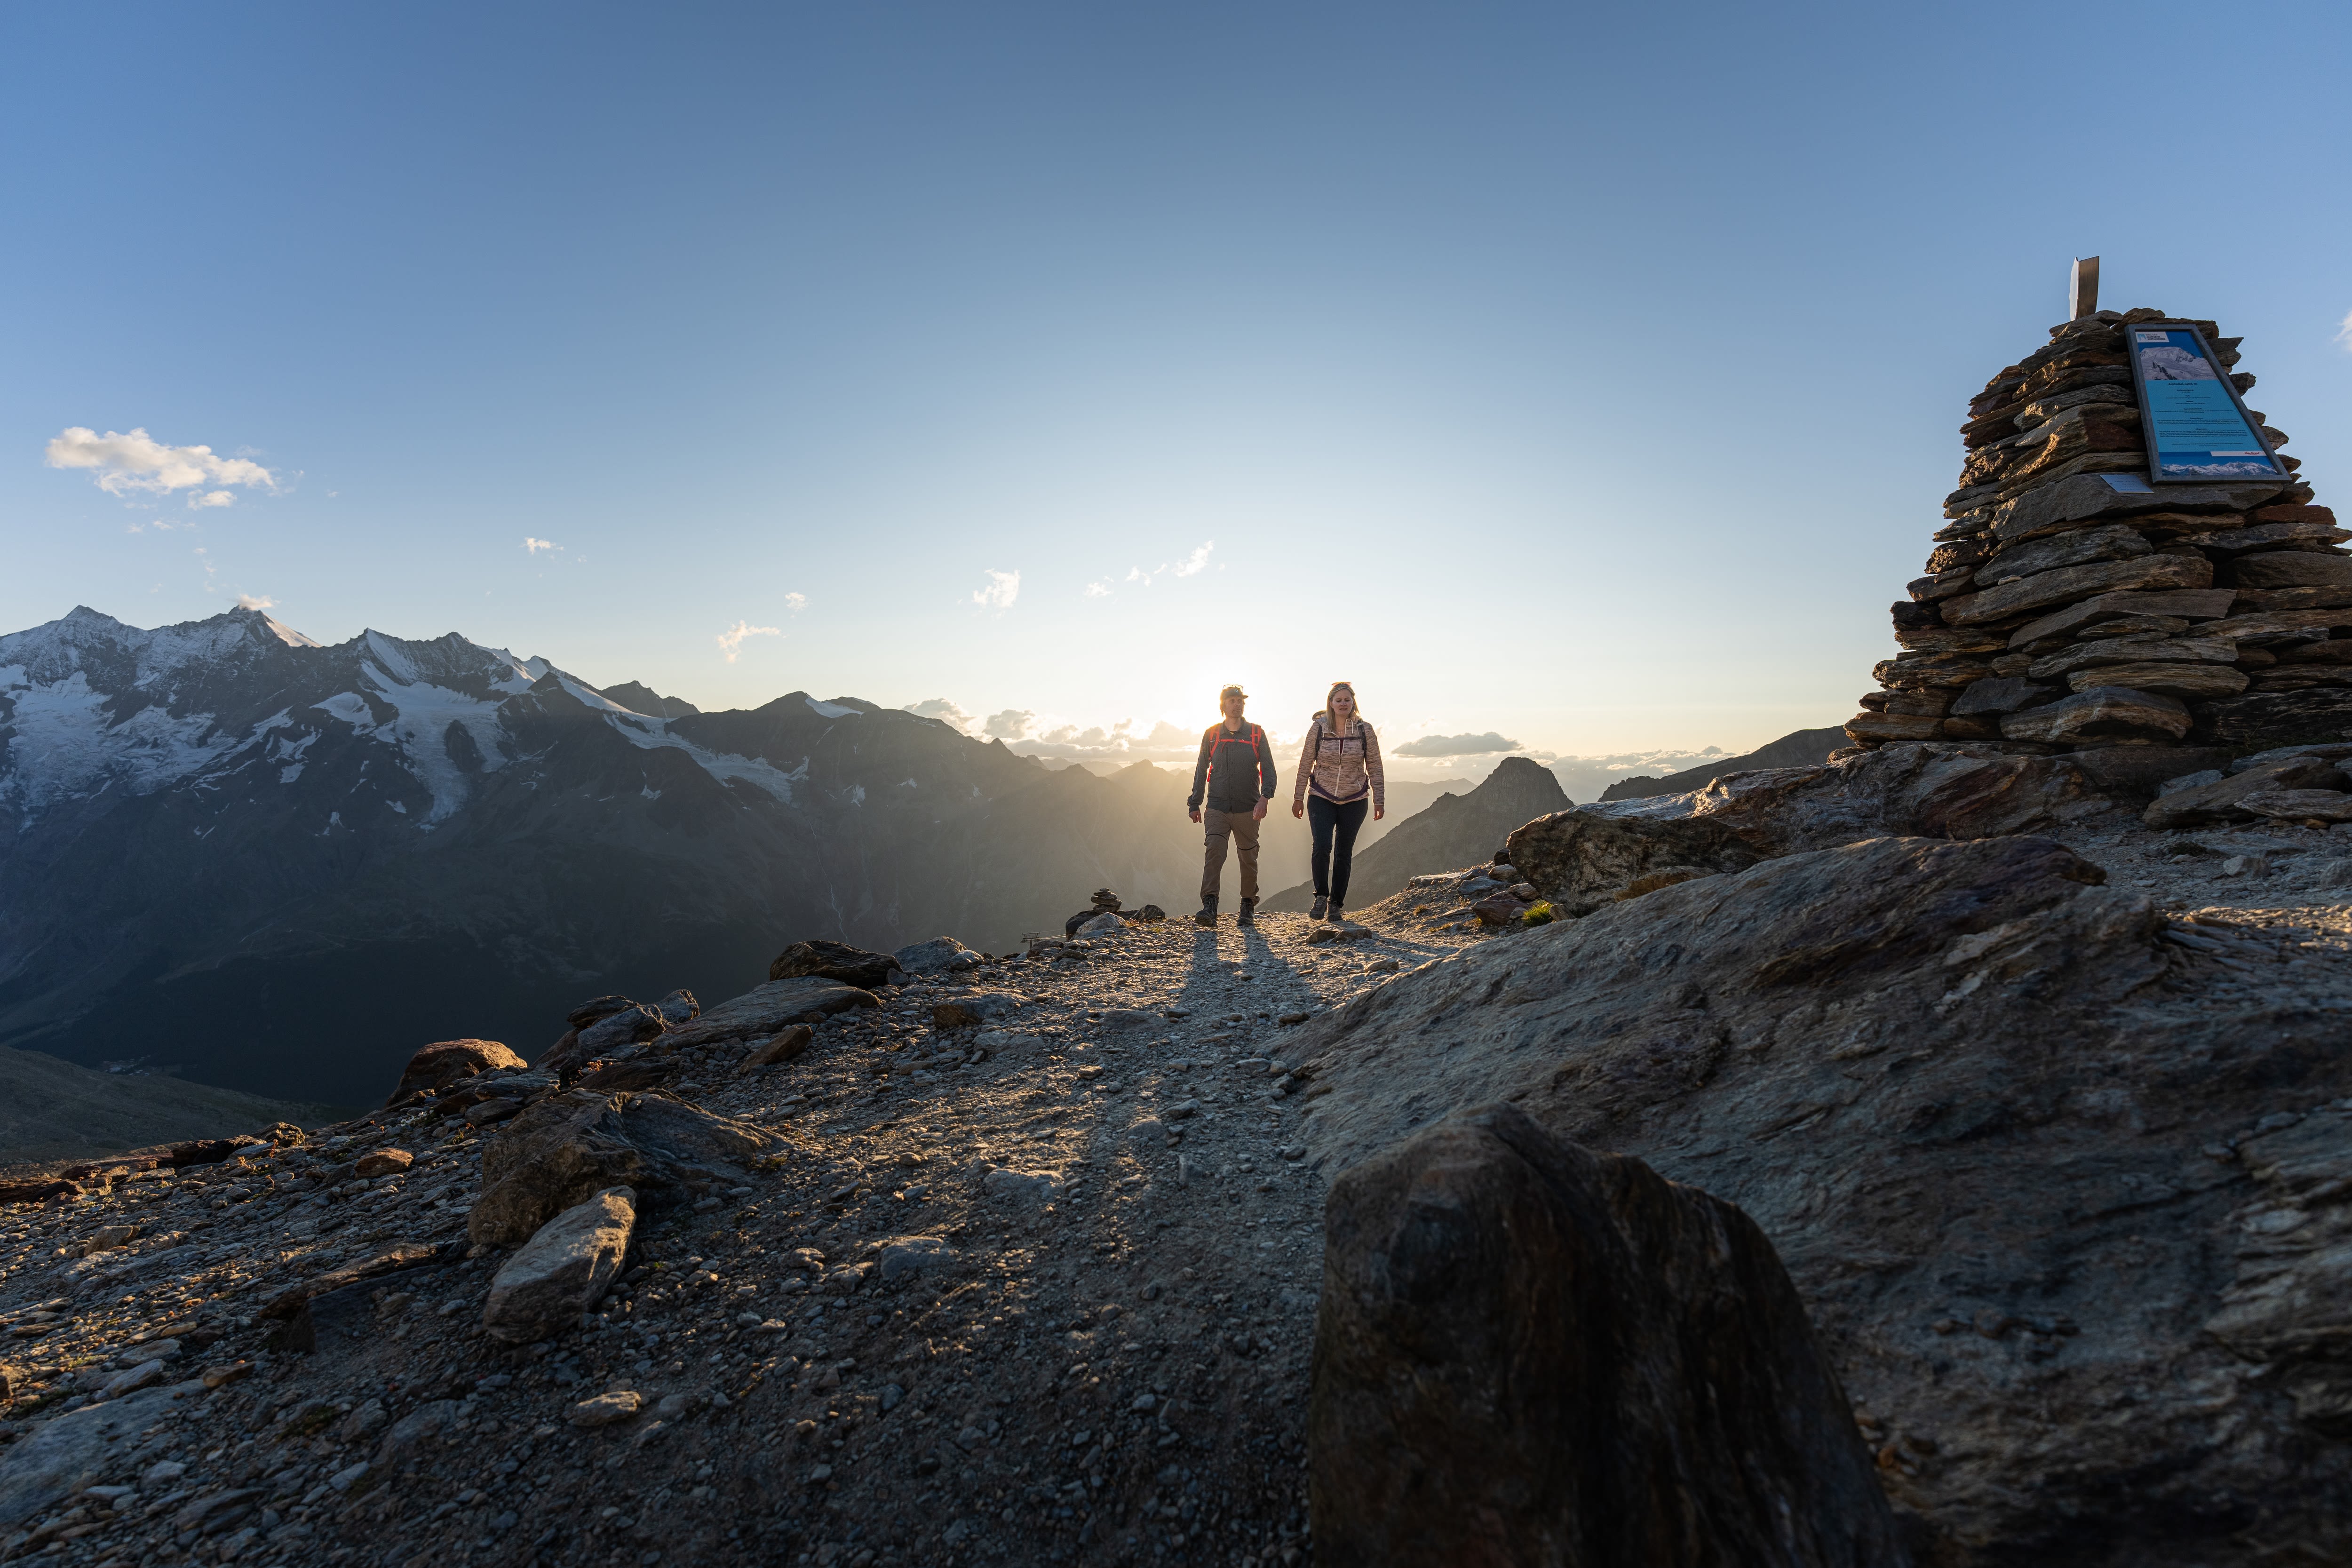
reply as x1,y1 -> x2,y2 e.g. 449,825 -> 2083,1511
1522,901 -> 1557,927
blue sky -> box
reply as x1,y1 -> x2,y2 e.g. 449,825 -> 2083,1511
8,0 -> 2350,775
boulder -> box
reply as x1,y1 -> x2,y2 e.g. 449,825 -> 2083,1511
2142,755 -> 2351,830
2238,788 -> 2352,823
577,1004 -> 666,1056
2001,685 -> 2192,743
661,977 -> 880,1048
1503,809 -> 1761,917
736,1026 -> 813,1072
384,1039 -> 525,1106
353,1148 -> 412,1180
1068,911 -> 1123,937
1310,1103 -> 1900,1568
768,939 -> 898,990
483,1187 -> 636,1344
467,1091 -> 782,1246
893,938 -> 978,976
564,996 -> 637,1029
654,989 -> 699,1026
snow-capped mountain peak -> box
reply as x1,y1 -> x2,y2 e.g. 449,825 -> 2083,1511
0,606 -> 782,828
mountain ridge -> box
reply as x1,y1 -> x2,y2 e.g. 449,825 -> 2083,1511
0,608 -> 1494,1106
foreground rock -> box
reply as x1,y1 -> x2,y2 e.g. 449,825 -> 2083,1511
660,976 -> 880,1049
468,1092 -> 781,1245
384,1038 -> 524,1104
1293,833 -> 2352,1562
483,1186 -> 636,1343
767,939 -> 898,989
1311,1103 -> 1902,1568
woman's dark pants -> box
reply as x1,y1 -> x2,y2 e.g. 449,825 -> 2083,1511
1309,795 -> 1369,904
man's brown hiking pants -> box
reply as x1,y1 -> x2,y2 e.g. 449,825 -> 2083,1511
1200,807 -> 1261,902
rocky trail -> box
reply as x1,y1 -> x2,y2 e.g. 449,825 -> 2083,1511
0,901 -> 1489,1568
5,742 -> 2352,1566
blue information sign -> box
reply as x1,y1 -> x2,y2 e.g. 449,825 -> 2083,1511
2123,323 -> 2286,483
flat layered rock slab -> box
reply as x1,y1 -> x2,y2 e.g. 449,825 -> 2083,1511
1289,832 -> 2352,1561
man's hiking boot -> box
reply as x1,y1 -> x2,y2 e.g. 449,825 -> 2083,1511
1237,898 -> 1257,928
1310,895 -> 1328,921
1193,897 -> 1218,927
1328,903 -> 1345,924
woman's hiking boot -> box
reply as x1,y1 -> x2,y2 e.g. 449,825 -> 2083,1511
1237,898 -> 1257,928
1193,897 -> 1218,927
1310,895 -> 1328,921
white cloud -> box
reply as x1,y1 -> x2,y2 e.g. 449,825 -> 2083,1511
1392,730 -> 1525,758
235,593 -> 277,611
44,427 -> 278,499
971,568 -> 1020,610
2338,309 -> 2352,351
1120,541 -> 1214,588
523,537 -> 559,554
1003,716 -> 1208,764
191,490 -> 236,509
983,708 -> 1036,740
905,698 -> 976,730
785,592 -> 808,613
1084,581 -> 1111,599
715,621 -> 781,663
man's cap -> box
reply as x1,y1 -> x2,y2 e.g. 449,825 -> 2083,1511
1219,684 -> 1247,700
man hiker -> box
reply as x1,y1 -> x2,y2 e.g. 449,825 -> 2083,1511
1187,684 -> 1279,927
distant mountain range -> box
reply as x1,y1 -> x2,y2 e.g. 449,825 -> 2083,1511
0,606 -> 1492,1108
1596,727 -> 1847,801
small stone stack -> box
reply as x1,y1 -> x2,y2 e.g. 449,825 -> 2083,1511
1848,307 -> 2348,770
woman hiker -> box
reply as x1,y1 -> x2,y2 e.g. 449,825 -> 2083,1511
1290,681 -> 1384,922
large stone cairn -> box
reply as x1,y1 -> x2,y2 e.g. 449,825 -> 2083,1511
1847,306 -> 2347,760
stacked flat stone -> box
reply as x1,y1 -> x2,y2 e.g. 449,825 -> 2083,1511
1847,306 -> 2346,762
